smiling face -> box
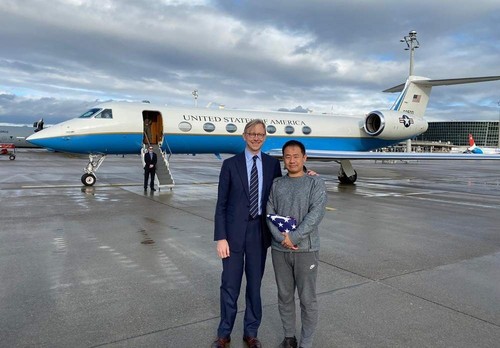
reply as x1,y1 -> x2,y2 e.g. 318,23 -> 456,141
243,122 -> 266,154
283,144 -> 307,177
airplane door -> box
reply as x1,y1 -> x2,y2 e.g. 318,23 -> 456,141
156,113 -> 163,145
143,111 -> 163,145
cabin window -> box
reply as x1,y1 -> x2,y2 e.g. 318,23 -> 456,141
95,109 -> 113,119
266,125 -> 276,134
284,126 -> 295,134
178,121 -> 192,132
226,123 -> 237,133
79,108 -> 101,118
203,122 -> 216,132
302,126 -> 312,135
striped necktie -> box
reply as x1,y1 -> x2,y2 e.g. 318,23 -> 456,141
249,155 -> 259,218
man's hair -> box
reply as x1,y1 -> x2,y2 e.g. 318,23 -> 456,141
282,139 -> 306,155
244,119 -> 266,134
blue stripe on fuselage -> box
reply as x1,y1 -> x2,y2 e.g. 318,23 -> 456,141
29,132 -> 403,154
28,133 -> 144,154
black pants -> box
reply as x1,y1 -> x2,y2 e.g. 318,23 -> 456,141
144,169 -> 156,189
217,219 -> 266,338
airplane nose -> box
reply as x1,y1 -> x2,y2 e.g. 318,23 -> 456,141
26,132 -> 43,146
26,132 -> 41,146
26,129 -> 57,149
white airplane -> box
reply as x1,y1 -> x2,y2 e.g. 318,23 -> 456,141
465,133 -> 500,155
0,120 -> 44,148
27,75 -> 500,186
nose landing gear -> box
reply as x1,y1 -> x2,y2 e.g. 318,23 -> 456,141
81,173 -> 97,186
81,154 -> 106,186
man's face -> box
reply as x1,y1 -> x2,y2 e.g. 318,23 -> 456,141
243,123 -> 266,153
283,145 -> 306,177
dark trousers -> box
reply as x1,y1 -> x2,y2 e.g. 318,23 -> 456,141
144,169 -> 155,189
217,218 -> 266,338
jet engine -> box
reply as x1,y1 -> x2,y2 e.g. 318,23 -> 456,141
363,110 -> 428,139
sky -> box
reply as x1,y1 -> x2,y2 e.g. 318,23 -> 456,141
1,0 -> 499,125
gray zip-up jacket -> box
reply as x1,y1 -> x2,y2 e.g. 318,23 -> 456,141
266,174 -> 327,252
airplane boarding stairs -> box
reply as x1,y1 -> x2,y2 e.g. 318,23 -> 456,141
142,144 -> 175,189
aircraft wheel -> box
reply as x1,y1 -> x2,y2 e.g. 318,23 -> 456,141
9,155 -> 15,160
81,173 -> 96,186
338,170 -> 357,184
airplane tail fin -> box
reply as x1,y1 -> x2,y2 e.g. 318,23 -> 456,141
384,75 -> 500,118
33,118 -> 44,133
386,76 -> 432,117
468,134 -> 476,147
467,133 -> 484,153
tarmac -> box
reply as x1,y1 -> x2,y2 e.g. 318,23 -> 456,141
0,149 -> 499,347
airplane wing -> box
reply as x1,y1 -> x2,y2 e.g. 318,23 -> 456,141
266,149 -> 500,160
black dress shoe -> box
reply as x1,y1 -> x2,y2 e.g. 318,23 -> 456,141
211,336 -> 231,348
243,336 -> 262,348
151,188 -> 156,191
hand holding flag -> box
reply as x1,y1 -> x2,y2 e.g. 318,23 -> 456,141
266,214 -> 298,250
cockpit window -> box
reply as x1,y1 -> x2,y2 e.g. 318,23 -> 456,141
79,108 -> 102,118
95,109 -> 113,119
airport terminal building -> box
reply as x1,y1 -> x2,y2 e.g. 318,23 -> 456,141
416,120 -> 500,147
384,120 -> 499,153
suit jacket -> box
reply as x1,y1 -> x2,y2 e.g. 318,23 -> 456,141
214,151 -> 282,252
144,151 -> 157,170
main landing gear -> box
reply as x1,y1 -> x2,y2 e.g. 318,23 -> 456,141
81,154 -> 106,186
338,159 -> 358,184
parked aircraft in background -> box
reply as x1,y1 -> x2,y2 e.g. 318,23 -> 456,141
465,134 -> 500,155
27,75 -> 500,187
0,120 -> 44,148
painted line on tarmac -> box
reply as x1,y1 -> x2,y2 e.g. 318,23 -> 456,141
21,182 -> 218,189
411,196 -> 500,209
21,183 -> 142,189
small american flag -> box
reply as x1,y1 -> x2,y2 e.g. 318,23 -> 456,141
267,214 -> 299,250
412,94 -> 421,103
266,214 -> 297,233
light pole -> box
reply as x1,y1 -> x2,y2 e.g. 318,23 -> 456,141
192,90 -> 198,107
400,30 -> 420,152
400,30 -> 420,76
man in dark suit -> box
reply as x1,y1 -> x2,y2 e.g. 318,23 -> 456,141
143,146 -> 157,191
212,119 -> 282,348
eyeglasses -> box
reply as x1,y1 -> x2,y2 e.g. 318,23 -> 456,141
246,132 -> 266,139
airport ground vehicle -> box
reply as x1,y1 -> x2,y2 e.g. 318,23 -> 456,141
0,143 -> 16,160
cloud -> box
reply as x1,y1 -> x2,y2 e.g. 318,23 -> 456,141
278,106 -> 312,113
0,0 -> 499,124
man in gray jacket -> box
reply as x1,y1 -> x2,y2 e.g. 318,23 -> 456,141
266,140 -> 327,348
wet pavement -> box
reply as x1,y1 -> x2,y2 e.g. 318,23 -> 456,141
0,149 -> 499,347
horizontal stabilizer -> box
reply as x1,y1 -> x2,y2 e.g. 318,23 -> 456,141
384,75 -> 500,93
